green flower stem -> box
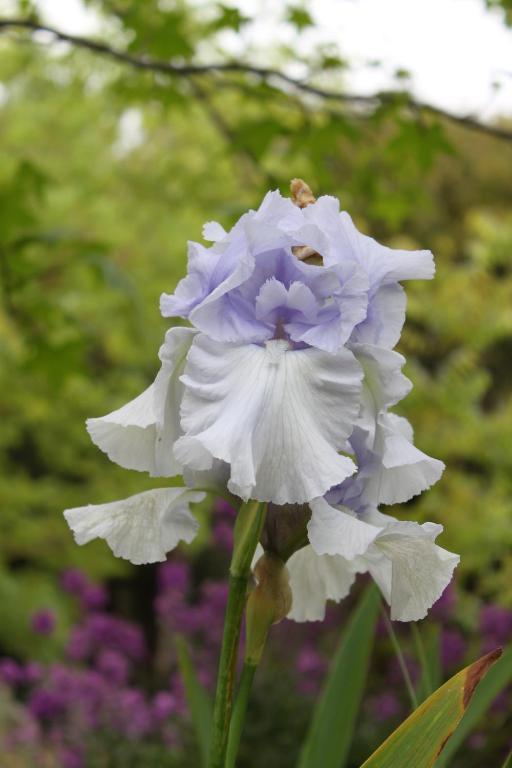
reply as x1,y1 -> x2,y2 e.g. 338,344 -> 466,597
225,661 -> 257,768
208,501 -> 266,768
381,604 -> 419,710
223,552 -> 292,766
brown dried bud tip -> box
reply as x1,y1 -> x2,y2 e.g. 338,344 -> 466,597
290,178 -> 316,208
290,179 -> 323,265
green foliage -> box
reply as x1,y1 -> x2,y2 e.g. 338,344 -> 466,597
287,5 -> 314,30
176,636 -> 212,767
298,587 -> 380,768
361,650 -> 502,768
434,645 -> 512,766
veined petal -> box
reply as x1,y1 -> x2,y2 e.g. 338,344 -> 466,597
64,488 -> 204,565
364,519 -> 459,621
307,497 -> 380,559
87,327 -> 195,476
287,545 -> 356,622
174,335 -> 363,504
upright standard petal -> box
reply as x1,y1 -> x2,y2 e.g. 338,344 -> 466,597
338,210 -> 435,286
174,335 -> 363,504
360,517 -> 460,622
64,488 -> 204,565
286,545 -> 356,622
87,327 -> 195,476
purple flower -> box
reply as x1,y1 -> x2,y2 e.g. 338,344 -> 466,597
24,661 -> 43,684
60,568 -> 88,596
60,748 -> 84,768
81,583 -> 108,611
96,649 -> 130,686
212,520 -> 233,551
31,609 -> 56,636
213,498 -> 236,519
441,629 -> 466,670
29,688 -> 65,720
430,584 -> 457,622
480,605 -> 512,649
157,559 -> 190,594
0,658 -> 24,686
66,626 -> 92,662
112,689 -> 152,739
152,691 -> 176,722
67,614 -> 146,663
370,692 -> 402,722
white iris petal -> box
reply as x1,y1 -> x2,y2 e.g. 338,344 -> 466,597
86,327 -> 195,477
307,497 -> 380,558
64,487 -> 204,565
174,334 -> 363,504
359,517 -> 460,622
289,507 -> 458,623
363,413 -> 445,505
286,545 -> 356,622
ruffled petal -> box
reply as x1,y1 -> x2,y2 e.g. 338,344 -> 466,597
174,335 -> 363,504
352,343 -> 412,428
86,385 -> 158,474
87,327 -> 195,476
351,283 -> 407,349
202,221 -> 227,242
307,498 -> 380,558
339,211 -> 435,286
64,488 -> 204,565
364,519 -> 459,621
286,545 -> 356,622
373,413 -> 445,504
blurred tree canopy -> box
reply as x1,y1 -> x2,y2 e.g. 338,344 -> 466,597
1,0 -> 512,653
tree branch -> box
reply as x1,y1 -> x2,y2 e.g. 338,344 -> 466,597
1,17 -> 511,142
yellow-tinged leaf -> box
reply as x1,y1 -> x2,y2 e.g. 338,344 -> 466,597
361,648 -> 502,768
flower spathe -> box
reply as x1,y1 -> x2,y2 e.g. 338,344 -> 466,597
64,180 -> 457,623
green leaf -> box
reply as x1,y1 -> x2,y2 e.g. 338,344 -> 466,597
209,4 -> 250,32
287,6 -> 314,30
501,751 -> 512,768
362,648 -> 502,768
175,635 -> 213,768
434,645 -> 512,766
298,585 -> 380,768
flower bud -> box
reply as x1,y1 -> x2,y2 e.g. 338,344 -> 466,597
260,503 -> 310,561
245,553 -> 292,665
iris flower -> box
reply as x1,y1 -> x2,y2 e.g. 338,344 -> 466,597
65,182 -> 458,622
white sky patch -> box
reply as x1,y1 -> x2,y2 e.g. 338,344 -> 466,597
32,0 -> 512,120
34,0 -> 101,34
113,108 -> 145,157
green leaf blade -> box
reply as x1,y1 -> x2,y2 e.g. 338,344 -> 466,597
434,645 -> 512,766
298,585 -> 381,768
175,635 -> 213,768
362,648 -> 502,768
